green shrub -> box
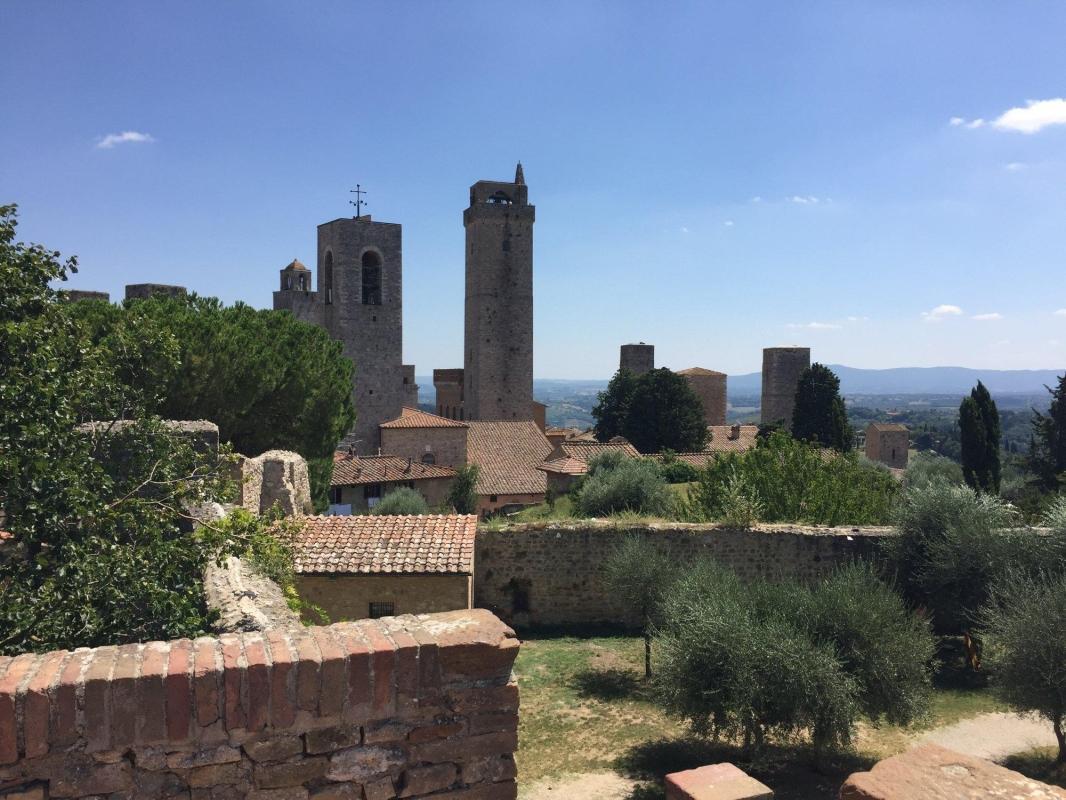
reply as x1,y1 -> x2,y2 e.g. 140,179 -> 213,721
372,486 -> 429,515
658,452 -> 700,484
574,456 -> 674,518
979,572 -> 1066,762
718,467 -> 763,528
446,464 -> 480,514
690,433 -> 898,525
905,451 -> 965,488
655,559 -> 932,754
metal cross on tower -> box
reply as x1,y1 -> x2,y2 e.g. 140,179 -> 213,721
349,184 -> 368,218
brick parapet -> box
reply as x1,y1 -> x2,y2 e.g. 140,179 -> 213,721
0,610 -> 519,799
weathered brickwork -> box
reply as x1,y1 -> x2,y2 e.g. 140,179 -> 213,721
0,610 -> 519,800
379,427 -> 468,470
296,576 -> 473,623
463,168 -> 535,422
619,343 -> 654,376
677,368 -> 728,427
760,347 -> 810,430
474,523 -> 890,627
432,370 -> 465,421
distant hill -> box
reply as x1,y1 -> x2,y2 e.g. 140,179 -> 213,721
727,365 -> 1064,396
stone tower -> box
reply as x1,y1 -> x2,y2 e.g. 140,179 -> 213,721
273,216 -> 405,455
677,367 -> 728,426
620,343 -> 655,376
463,163 -> 535,421
760,346 -> 811,430
433,368 -> 465,420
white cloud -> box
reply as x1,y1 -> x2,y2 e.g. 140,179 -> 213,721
96,130 -> 155,149
680,226 -> 690,234
972,312 -> 1003,321
786,321 -> 842,330
846,315 -> 870,322
1054,309 -> 1066,317
723,220 -> 734,227
750,196 -> 762,203
788,195 -> 821,204
922,304 -> 964,322
950,116 -> 985,129
993,98 -> 1066,134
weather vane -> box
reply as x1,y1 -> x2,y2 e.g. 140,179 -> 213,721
349,184 -> 368,218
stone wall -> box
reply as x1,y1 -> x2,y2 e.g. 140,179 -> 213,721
0,609 -> 519,800
380,428 -> 468,471
234,451 -> 314,517
296,575 -> 473,624
474,522 -> 890,627
204,556 -> 303,633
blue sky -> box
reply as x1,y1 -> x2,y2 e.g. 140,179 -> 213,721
3,3 -> 1065,378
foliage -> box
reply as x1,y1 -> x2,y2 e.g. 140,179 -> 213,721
372,486 -> 430,515
0,205 -> 255,653
593,368 -> 707,454
65,294 -> 356,510
657,451 -> 699,484
1030,374 -> 1066,491
959,381 -> 1001,494
446,464 -> 480,514
603,535 -> 679,678
718,467 -> 763,528
905,451 -> 965,488
792,363 -> 853,451
655,560 -> 932,753
882,481 -> 1066,636
979,572 -> 1066,761
592,368 -> 638,442
574,454 -> 675,518
690,433 -> 899,526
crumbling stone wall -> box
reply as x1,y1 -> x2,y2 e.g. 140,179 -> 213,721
0,609 -> 519,799
204,556 -> 303,633
234,450 -> 313,517
475,522 -> 890,626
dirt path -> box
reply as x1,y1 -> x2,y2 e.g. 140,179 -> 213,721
518,771 -> 636,800
920,711 -> 1058,761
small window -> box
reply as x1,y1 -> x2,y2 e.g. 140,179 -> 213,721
362,251 -> 382,305
364,483 -> 382,499
324,252 -> 334,305
421,452 -> 436,465
298,274 -> 307,291
487,191 -> 512,205
490,494 -> 498,503
329,487 -> 342,504
284,274 -> 292,290
369,602 -> 395,619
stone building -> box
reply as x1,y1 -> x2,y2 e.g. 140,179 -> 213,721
865,421 -> 909,469
433,368 -> 465,419
329,452 -> 456,514
620,342 -> 654,375
125,283 -> 188,300
466,419 -> 553,516
273,216 -> 407,455
760,346 -> 811,430
402,364 -> 419,408
293,514 -> 477,621
379,407 -> 469,468
677,367 -> 728,426
463,164 -> 535,421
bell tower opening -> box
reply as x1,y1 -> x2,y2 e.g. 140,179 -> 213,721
362,251 -> 382,305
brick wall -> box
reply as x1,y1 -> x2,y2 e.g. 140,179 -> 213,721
380,428 -> 468,470
474,522 -> 890,627
0,609 -> 519,799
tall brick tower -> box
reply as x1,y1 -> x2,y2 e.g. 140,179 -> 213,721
274,215 -> 405,455
760,346 -> 810,431
463,163 -> 535,421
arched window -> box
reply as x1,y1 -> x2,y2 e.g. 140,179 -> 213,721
362,251 -> 382,305
284,274 -> 292,290
324,252 -> 334,305
421,452 -> 436,465
298,274 -> 307,291
487,191 -> 512,205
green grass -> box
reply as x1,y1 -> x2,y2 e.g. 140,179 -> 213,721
514,632 -> 1006,800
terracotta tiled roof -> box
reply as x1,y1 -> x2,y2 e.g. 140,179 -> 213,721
379,407 -> 468,429
536,456 -> 588,475
677,367 -> 727,377
650,425 -> 760,466
466,420 -> 553,495
561,439 -> 641,462
868,422 -> 908,432
331,454 -> 457,487
283,258 -> 309,272
294,514 -> 476,575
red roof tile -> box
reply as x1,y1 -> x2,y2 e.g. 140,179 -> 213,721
561,439 -> 642,462
677,367 -> 727,377
294,514 -> 477,575
536,456 -> 589,475
467,420 -> 553,495
331,454 -> 456,487
379,407 -> 468,429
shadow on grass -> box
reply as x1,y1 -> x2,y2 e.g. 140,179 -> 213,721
616,737 -> 878,800
1003,748 -> 1066,789
570,667 -> 644,701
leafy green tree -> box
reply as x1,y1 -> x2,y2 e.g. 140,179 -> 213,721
67,294 -> 356,509
657,450 -> 700,484
622,368 -> 708,454
602,535 -> 678,678
792,363 -> 852,451
979,571 -> 1066,762
372,486 -> 430,515
446,464 -> 480,514
592,368 -> 638,442
959,381 -> 1001,493
1029,374 -> 1066,490
0,205 -> 241,654
573,453 -> 674,518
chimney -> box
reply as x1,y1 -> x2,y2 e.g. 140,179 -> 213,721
405,458 -> 412,474
729,424 -> 741,441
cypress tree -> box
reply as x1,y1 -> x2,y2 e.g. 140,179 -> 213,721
791,363 -> 853,451
1029,374 -> 1066,490
959,381 -> 1001,493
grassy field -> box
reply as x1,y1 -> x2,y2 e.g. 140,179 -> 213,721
514,632 -> 1007,800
